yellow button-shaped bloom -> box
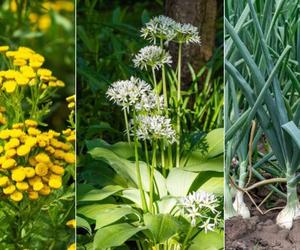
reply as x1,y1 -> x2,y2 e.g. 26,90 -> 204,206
16,181 -> 29,191
10,191 -> 23,202
2,80 -> 17,93
39,185 -> 51,196
12,123 -> 24,129
33,181 -> 44,191
5,149 -> 16,157
28,176 -> 41,186
5,138 -> 20,149
28,191 -> 39,200
50,165 -> 65,175
0,130 -> 10,139
17,144 -> 31,156
67,243 -> 75,250
35,153 -> 50,163
37,68 -> 52,77
0,176 -> 9,187
10,129 -> 24,138
3,185 -> 16,194
25,167 -> 35,178
64,153 -> 75,164
0,46 -> 9,52
25,119 -> 38,127
0,146 -> 3,154
5,70 -> 19,79
2,158 -> 17,169
15,75 -> 29,86
35,162 -> 48,176
28,127 -> 41,136
20,66 -> 36,78
49,176 -> 62,189
66,219 -> 76,229
12,168 -> 26,182
25,137 -> 37,147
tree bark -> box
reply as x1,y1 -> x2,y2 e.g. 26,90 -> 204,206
165,0 -> 218,86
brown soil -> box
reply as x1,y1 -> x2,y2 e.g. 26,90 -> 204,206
226,214 -> 300,250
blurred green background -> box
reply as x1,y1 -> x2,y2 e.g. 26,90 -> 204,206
0,0 -> 75,130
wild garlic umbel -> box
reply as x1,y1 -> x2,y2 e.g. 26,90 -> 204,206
0,45 -> 75,248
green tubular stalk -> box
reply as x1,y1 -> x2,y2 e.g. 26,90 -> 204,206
233,161 -> 250,218
224,141 -> 238,219
149,140 -> 157,213
124,109 -> 131,144
133,110 -> 148,212
176,43 -> 182,168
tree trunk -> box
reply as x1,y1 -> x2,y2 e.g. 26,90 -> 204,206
165,0 -> 218,86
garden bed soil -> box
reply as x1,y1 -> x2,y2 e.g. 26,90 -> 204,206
226,214 -> 300,249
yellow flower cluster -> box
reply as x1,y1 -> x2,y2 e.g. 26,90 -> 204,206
66,95 -> 75,110
0,120 -> 75,202
10,0 -> 74,32
0,46 -> 65,94
67,243 -> 76,250
66,219 -> 76,229
0,106 -> 6,125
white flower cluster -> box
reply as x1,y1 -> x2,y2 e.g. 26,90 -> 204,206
106,77 -> 151,111
173,23 -> 201,44
181,191 -> 220,233
133,45 -> 172,70
135,92 -> 164,112
106,76 -> 164,113
141,15 -> 177,42
141,15 -> 201,45
135,115 -> 176,144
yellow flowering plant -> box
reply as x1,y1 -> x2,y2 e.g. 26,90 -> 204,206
0,46 -> 75,249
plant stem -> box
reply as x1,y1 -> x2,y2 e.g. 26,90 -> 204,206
182,226 -> 193,249
149,139 -> 157,213
286,171 -> 299,210
176,43 -> 182,168
152,66 -> 160,111
133,110 -> 148,212
160,39 -> 169,115
160,141 -> 166,177
123,109 -> 131,144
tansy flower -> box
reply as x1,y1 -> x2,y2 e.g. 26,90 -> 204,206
66,219 -> 76,229
2,80 -> 17,93
16,182 -> 29,191
10,191 -> 23,202
3,185 -> 16,194
0,176 -> 9,187
67,243 -> 76,250
0,46 -> 9,52
12,168 -> 26,182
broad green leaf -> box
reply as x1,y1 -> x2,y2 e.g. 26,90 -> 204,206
166,169 -> 199,197
78,185 -> 124,202
282,121 -> 300,149
77,216 -> 92,235
189,230 -> 224,250
93,223 -> 144,249
77,204 -> 118,220
144,213 -> 180,243
156,197 -> 178,214
198,177 -> 224,194
89,147 -> 167,197
119,188 -> 149,209
206,128 -> 224,157
86,139 -> 135,159
184,155 -> 224,172
95,206 -> 140,230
